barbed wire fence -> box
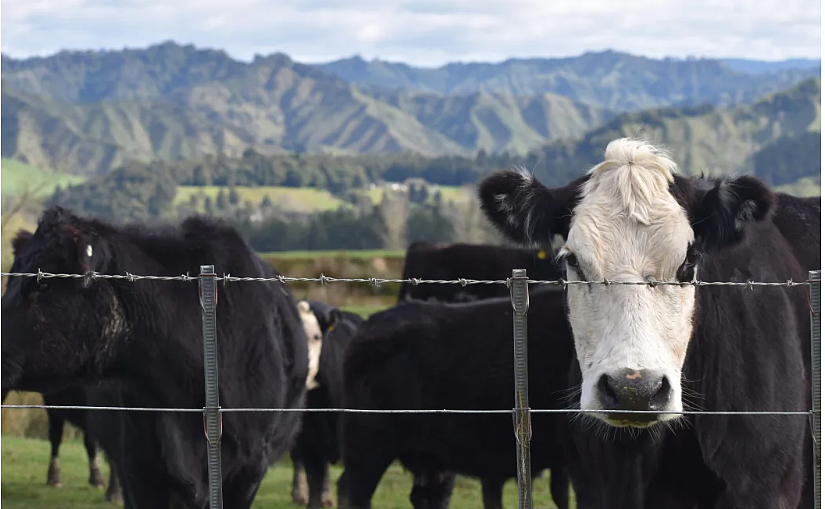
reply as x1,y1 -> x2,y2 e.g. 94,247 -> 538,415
0,267 -> 821,509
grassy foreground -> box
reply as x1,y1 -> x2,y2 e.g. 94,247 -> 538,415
1,436 -> 570,509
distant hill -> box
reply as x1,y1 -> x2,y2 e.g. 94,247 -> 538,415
722,58 -> 821,75
312,51 -> 820,111
42,77 -> 821,227
521,77 -> 821,187
2,42 -> 617,174
2,42 -> 820,177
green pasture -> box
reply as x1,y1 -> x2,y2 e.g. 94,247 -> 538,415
0,158 -> 86,197
0,436 -> 570,509
174,186 -> 350,213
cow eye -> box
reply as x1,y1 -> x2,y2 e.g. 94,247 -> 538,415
565,253 -> 579,268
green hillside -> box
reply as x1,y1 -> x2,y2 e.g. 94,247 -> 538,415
3,42 -> 819,177
313,50 -> 820,111
0,158 -> 86,196
2,44 -> 615,175
524,77 -> 822,187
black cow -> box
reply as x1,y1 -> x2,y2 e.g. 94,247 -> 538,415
335,287 -> 574,509
290,300 -> 364,509
477,137 -> 819,508
397,241 -> 562,304
42,385 -> 123,503
1,206 -> 309,508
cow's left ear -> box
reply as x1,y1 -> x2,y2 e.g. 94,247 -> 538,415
687,174 -> 776,253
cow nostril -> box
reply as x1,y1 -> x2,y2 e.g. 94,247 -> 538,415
597,374 -> 619,409
650,376 -> 671,409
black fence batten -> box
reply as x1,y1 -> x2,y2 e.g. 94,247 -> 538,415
811,270 -> 821,509
199,265 -> 224,508
510,268 -> 532,509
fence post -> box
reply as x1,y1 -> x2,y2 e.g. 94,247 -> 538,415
199,265 -> 223,509
510,268 -> 532,509
811,270 -> 821,509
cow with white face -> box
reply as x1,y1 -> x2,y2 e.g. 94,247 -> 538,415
478,137 -> 816,507
480,139 -> 719,426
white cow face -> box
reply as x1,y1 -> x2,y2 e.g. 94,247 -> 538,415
478,137 -> 776,429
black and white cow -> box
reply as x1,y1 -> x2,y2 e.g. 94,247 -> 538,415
477,137 -> 819,508
1,206 -> 309,508
397,241 -> 561,304
290,300 -> 364,509
336,288 -> 574,509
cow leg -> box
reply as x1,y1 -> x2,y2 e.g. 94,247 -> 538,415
46,411 -> 65,487
222,463 -> 269,509
292,450 -> 309,505
105,467 -> 123,504
480,478 -> 504,509
336,454 -> 394,509
321,463 -> 334,508
549,466 -> 571,509
337,414 -> 398,509
304,451 -> 331,509
83,433 -> 105,488
409,471 -> 456,509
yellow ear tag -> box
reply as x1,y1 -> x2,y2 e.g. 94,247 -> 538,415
537,249 -> 547,259
328,324 -> 336,332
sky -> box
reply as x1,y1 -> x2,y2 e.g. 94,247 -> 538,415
1,0 -> 821,67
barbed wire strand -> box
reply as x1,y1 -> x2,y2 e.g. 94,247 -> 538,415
0,270 -> 817,288
0,404 -> 817,416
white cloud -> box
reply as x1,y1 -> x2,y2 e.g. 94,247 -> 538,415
1,0 -> 820,66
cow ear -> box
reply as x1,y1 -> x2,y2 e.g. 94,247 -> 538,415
688,174 -> 776,253
478,168 -> 587,245
11,230 -> 33,257
326,309 -> 345,332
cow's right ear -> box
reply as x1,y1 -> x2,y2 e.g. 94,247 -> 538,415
477,169 -> 587,245
11,230 -> 33,258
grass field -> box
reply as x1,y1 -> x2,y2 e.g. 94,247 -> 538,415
174,184 -> 469,214
1,158 -> 86,197
0,436 -> 570,509
175,186 -> 351,213
360,185 -> 467,205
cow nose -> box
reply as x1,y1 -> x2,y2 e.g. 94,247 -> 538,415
596,369 -> 671,420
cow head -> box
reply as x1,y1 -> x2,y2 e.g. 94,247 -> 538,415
298,300 -> 324,391
478,137 -> 775,428
2,206 -> 126,400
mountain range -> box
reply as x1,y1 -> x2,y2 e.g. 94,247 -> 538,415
2,41 -> 820,177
